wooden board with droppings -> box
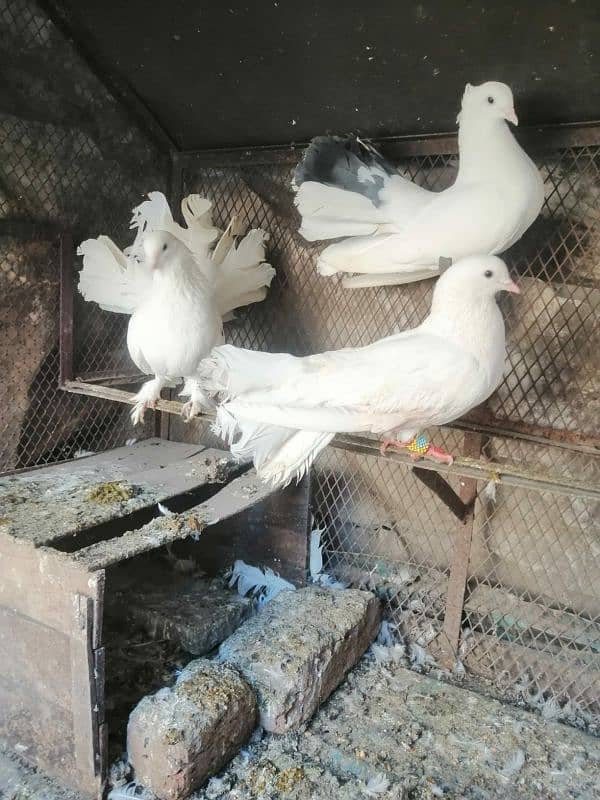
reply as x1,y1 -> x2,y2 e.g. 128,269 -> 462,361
0,440 -> 239,547
72,467 -> 281,570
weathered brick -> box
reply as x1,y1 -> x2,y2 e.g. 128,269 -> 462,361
218,586 -> 381,733
127,660 -> 256,800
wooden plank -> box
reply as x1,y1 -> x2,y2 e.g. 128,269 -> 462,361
464,632 -> 600,713
70,595 -> 100,789
0,444 -> 238,547
465,585 -> 600,653
0,539 -> 102,796
11,438 -> 205,480
0,675 -> 76,776
72,467 -> 280,570
0,533 -> 102,634
192,474 -> 312,586
0,607 -> 72,706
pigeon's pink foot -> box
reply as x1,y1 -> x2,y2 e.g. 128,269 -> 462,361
425,444 -> 454,465
131,399 -> 157,426
379,434 -> 454,465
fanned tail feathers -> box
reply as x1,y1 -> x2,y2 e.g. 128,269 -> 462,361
214,228 -> 275,317
77,236 -> 149,314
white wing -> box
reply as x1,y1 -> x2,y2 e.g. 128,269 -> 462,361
77,235 -> 151,315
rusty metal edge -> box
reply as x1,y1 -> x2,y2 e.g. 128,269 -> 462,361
177,120 -> 600,167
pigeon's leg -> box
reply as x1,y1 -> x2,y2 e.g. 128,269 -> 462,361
180,378 -> 214,422
380,434 -> 454,465
131,376 -> 166,426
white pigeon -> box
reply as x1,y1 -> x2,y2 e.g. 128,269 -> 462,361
199,255 -> 520,488
78,193 -> 275,425
293,81 -> 544,288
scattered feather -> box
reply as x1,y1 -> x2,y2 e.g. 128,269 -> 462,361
74,448 -> 95,459
107,783 -> 154,800
309,527 -> 347,588
310,528 -> 325,578
362,773 -> 390,796
158,502 -> 174,516
501,748 -> 526,777
229,559 -> 295,606
483,479 -> 497,503
541,696 -> 561,721
409,643 -> 436,669
377,620 -> 396,647
126,438 -> 138,446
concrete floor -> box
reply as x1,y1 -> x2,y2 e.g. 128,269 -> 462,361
2,655 -> 599,800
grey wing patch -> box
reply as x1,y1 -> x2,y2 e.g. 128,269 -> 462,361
294,134 -> 396,207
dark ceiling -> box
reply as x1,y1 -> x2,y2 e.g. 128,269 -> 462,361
52,0 -> 600,151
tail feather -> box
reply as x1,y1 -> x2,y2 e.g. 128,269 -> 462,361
215,229 -> 275,317
199,345 -> 300,399
212,405 -> 333,488
77,236 -> 150,314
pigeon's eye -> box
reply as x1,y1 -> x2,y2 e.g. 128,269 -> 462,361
484,270 -> 493,278
162,243 -> 168,252
487,96 -> 495,104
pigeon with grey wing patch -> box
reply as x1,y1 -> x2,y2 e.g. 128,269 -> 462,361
294,82 -> 544,288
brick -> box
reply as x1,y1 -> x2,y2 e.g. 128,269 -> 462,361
218,586 -> 381,733
127,660 -> 256,800
123,576 -> 252,655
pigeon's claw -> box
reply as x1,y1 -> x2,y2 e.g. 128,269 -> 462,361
179,378 -> 214,423
130,399 -> 157,426
180,399 -> 204,422
424,444 -> 454,465
130,377 -> 164,426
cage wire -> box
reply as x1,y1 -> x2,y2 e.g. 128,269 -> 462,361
0,0 -> 169,473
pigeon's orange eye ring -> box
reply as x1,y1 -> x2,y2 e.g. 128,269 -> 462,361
487,96 -> 495,104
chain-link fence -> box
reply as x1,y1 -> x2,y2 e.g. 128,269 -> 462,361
0,0 -> 169,472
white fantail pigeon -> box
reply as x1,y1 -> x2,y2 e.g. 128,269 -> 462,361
199,255 -> 520,488
293,82 -> 544,288
78,192 -> 274,425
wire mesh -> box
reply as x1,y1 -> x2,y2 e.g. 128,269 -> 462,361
0,0 -> 169,473
174,132 -> 600,725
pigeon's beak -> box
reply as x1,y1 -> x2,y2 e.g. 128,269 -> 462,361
505,108 -> 518,126
504,279 -> 521,294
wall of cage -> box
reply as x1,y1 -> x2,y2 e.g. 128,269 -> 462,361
163,130 -> 600,728
0,0 -> 170,473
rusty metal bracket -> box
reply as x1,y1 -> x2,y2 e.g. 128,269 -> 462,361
411,466 -> 473,523
438,432 -> 483,668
